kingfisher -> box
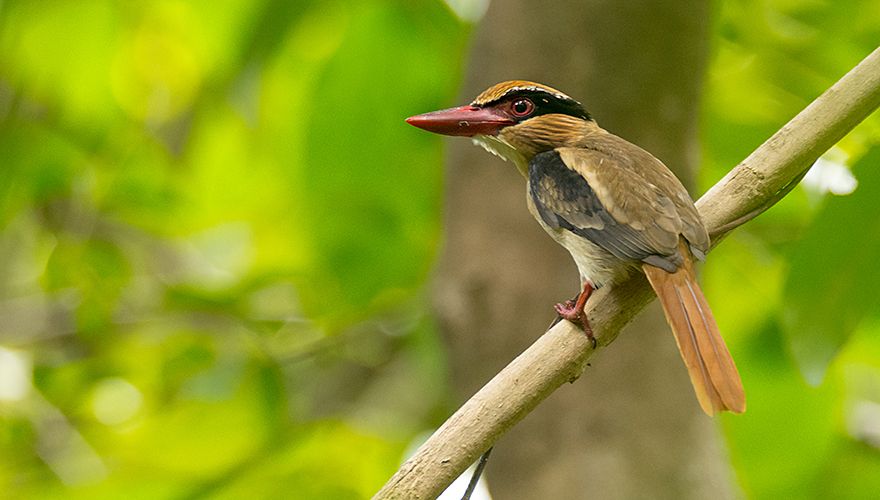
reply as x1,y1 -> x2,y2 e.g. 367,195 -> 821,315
407,81 -> 745,415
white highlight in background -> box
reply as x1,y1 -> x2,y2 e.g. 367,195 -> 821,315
404,432 -> 493,500
444,0 -> 490,22
803,148 -> 858,196
0,346 -> 32,401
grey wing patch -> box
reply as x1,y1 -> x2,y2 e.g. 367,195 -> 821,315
528,150 -> 680,272
529,151 -> 606,230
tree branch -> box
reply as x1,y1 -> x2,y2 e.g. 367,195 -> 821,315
374,46 -> 880,500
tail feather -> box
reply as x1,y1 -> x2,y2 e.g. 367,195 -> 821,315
643,255 -> 745,415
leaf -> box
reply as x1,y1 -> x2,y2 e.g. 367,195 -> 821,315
782,146 -> 880,384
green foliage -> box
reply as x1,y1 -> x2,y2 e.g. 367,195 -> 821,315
703,1 -> 880,498
782,149 -> 880,384
0,0 -> 467,497
296,2 -> 463,326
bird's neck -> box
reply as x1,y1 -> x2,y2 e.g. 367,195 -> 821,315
474,119 -> 606,178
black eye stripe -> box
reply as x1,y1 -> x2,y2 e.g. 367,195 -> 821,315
495,89 -> 591,121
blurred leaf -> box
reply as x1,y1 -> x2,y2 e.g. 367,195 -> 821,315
704,2 -> 880,498
724,321 -> 838,499
43,237 -> 131,337
0,0 -> 121,131
0,123 -> 83,228
203,421 -> 403,500
1,1 -> 467,498
297,1 -> 467,327
817,440 -> 880,500
782,147 -> 880,384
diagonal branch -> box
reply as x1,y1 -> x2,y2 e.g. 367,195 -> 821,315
375,46 -> 880,500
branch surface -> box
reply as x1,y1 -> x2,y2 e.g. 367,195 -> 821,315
375,46 -> 880,500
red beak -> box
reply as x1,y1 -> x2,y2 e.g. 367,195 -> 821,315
406,105 -> 514,137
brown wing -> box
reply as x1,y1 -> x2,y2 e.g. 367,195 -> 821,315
561,140 -> 710,259
529,143 -> 708,271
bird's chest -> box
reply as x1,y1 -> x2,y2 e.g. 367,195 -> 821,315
525,182 -> 626,287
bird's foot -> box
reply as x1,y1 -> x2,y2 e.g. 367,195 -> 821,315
553,299 -> 577,318
554,300 -> 597,349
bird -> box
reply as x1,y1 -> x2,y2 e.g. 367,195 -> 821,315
406,80 -> 745,415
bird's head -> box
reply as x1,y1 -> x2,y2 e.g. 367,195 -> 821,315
406,81 -> 595,172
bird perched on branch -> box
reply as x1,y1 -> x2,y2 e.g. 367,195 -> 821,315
406,81 -> 745,415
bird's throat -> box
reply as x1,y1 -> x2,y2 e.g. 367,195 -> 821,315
472,134 -> 529,177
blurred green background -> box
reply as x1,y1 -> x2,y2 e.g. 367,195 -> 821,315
1,0 -> 879,498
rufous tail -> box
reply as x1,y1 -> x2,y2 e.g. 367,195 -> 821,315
642,254 -> 746,416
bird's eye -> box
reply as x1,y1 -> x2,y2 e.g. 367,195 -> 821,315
510,98 -> 534,117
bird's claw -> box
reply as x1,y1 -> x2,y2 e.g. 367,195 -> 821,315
554,301 -> 597,349
554,300 -> 577,317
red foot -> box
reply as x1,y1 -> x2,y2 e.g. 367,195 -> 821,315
553,300 -> 580,320
554,282 -> 597,348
